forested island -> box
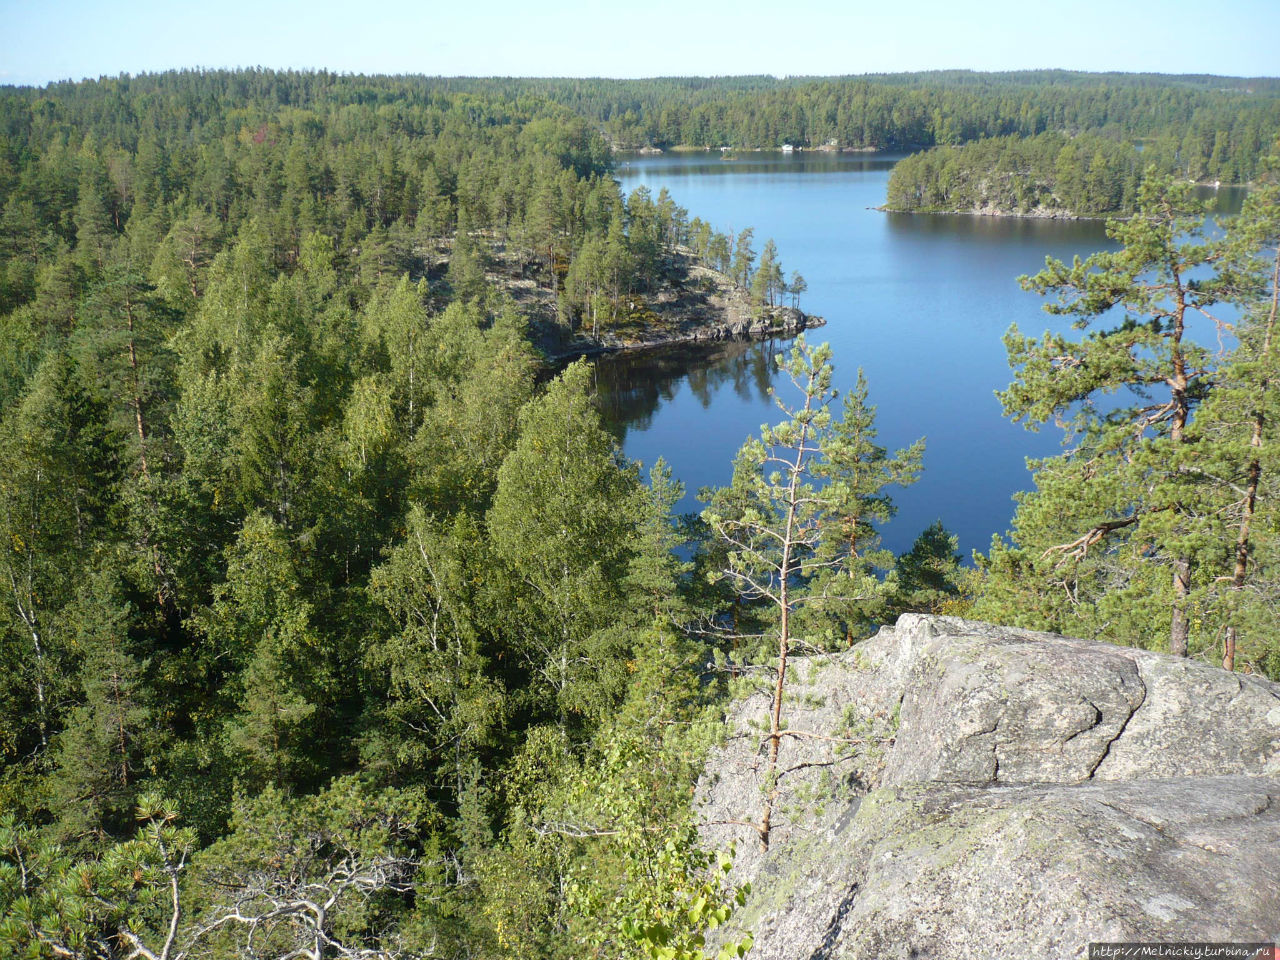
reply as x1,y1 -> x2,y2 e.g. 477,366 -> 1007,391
875,81 -> 1280,216
0,69 -> 1278,959
884,132 -> 1154,216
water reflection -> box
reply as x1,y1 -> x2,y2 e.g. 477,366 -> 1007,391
615,151 -> 903,179
592,339 -> 779,442
882,210 -> 1114,246
1199,184 -> 1250,215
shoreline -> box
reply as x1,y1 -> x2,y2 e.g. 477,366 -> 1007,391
540,309 -> 826,364
875,204 -> 1108,221
505,244 -> 825,366
614,144 -> 895,155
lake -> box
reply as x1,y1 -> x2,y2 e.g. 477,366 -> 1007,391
603,151 -> 1242,559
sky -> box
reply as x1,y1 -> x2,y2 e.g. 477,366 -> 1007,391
1,0 -> 1278,86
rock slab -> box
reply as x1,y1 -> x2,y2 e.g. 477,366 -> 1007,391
698,615 -> 1280,960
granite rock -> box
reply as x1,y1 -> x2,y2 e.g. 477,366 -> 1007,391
697,615 -> 1280,960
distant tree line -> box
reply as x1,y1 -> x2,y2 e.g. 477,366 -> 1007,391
420,70 -> 1280,182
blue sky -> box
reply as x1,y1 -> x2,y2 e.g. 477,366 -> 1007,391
2,0 -> 1277,86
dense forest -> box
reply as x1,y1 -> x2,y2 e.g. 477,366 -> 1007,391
0,69 -> 941,959
0,69 -> 1278,960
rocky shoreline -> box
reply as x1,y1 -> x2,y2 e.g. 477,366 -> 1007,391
493,243 -> 826,363
877,203 -> 1105,220
539,304 -> 825,362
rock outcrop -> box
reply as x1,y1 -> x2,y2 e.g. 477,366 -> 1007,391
698,615 -> 1280,959
519,245 -> 824,361
541,301 -> 823,360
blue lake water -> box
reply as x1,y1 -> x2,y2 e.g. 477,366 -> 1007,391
602,151 -> 1237,558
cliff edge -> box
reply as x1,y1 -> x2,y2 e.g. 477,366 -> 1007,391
698,615 -> 1280,959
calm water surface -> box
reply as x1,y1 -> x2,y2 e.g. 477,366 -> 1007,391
603,152 -> 1238,558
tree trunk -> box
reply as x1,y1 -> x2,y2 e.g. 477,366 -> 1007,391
1168,274 -> 1191,658
758,375 -> 818,851
1224,243 -> 1279,670
760,558 -> 789,851
124,293 -> 150,480
1169,558 -> 1191,658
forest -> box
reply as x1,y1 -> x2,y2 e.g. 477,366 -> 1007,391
0,69 -> 1278,959
885,131 -> 1166,215
883,129 -> 1277,215
422,71 -> 1280,182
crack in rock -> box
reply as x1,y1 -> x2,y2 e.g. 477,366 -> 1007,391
1062,701 -> 1104,746
1086,663 -> 1148,780
806,884 -> 859,960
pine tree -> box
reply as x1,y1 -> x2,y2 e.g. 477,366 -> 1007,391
982,175 -> 1222,656
891,521 -> 967,616
0,352 -> 123,759
702,339 -> 919,848
50,571 -> 151,841
730,228 -> 755,290
625,459 -> 694,626
807,370 -> 923,642
197,513 -> 329,790
231,335 -> 314,532
1185,160 -> 1280,673
788,270 -> 807,310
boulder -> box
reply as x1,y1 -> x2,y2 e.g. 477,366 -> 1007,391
775,306 -> 806,330
698,615 -> 1280,959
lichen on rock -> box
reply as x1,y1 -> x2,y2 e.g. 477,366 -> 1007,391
697,615 -> 1280,959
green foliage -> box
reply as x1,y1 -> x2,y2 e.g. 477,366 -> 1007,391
388,72 -> 1279,170
10,67 -> 1264,959
366,509 -> 507,792
48,570 -> 153,843
809,370 -> 924,640
409,302 -> 539,515
8,64 -> 1277,959
626,459 -> 696,625
572,822 -> 753,960
704,343 -> 922,658
188,777 -> 431,960
890,520 -> 968,616
487,361 -> 644,727
886,132 -> 1146,215
0,795 -> 194,960
196,513 -> 330,790
976,165 -> 1280,673
0,351 -> 124,765
0,72 -> 789,957
563,621 -> 751,959
560,681 -> 753,959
